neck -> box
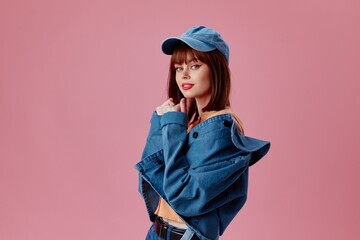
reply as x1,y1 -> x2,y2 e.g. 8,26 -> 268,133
195,97 -> 210,116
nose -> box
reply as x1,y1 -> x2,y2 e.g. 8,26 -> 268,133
181,68 -> 190,79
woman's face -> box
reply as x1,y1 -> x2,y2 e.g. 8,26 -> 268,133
174,53 -> 211,104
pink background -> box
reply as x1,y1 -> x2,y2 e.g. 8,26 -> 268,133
1,0 -> 359,239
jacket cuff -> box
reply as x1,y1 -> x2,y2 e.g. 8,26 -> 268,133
150,111 -> 161,130
160,112 -> 188,128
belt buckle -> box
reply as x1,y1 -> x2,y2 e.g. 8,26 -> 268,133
156,218 -> 168,239
160,223 -> 168,239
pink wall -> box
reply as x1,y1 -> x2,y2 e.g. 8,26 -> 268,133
1,0 -> 359,239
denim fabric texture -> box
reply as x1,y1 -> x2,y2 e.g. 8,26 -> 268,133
135,111 -> 271,240
145,222 -> 194,240
161,26 -> 230,63
145,224 -> 166,240
146,224 -> 160,240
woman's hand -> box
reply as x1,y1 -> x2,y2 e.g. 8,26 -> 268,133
156,98 -> 186,116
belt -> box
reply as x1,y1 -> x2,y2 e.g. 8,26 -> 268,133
154,217 -> 200,240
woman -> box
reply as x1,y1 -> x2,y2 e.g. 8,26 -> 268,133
135,26 -> 271,240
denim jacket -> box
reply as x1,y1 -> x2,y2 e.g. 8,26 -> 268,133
135,111 -> 270,240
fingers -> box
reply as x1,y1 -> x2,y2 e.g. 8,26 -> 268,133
156,98 -> 186,115
156,105 -> 174,115
157,98 -> 176,115
162,98 -> 174,106
173,98 -> 186,113
173,103 -> 180,112
180,98 -> 186,113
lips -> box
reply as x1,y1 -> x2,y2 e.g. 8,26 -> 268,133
182,83 -> 194,90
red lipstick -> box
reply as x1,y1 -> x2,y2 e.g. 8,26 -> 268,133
182,83 -> 194,90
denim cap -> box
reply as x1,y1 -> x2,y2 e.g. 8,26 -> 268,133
161,26 -> 230,63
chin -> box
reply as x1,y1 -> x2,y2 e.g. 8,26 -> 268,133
182,93 -> 194,99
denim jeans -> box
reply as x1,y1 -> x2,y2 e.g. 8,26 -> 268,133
145,223 -> 171,240
145,222 -> 198,240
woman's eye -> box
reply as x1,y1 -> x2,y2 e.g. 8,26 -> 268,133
191,64 -> 201,70
175,67 -> 183,72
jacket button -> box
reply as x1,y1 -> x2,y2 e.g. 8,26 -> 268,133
156,159 -> 163,165
192,132 -> 199,138
224,120 -> 231,128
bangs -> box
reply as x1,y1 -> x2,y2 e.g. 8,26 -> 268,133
171,43 -> 206,65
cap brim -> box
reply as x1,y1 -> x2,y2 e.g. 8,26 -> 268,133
161,37 -> 216,55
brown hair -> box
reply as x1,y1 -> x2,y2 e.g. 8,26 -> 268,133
167,42 -> 231,120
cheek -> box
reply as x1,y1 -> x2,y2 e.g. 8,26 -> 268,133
203,83 -> 211,95
199,76 -> 211,91
175,76 -> 182,88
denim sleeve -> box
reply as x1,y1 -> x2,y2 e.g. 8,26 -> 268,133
159,112 -> 269,217
230,122 -> 271,166
141,111 -> 163,160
